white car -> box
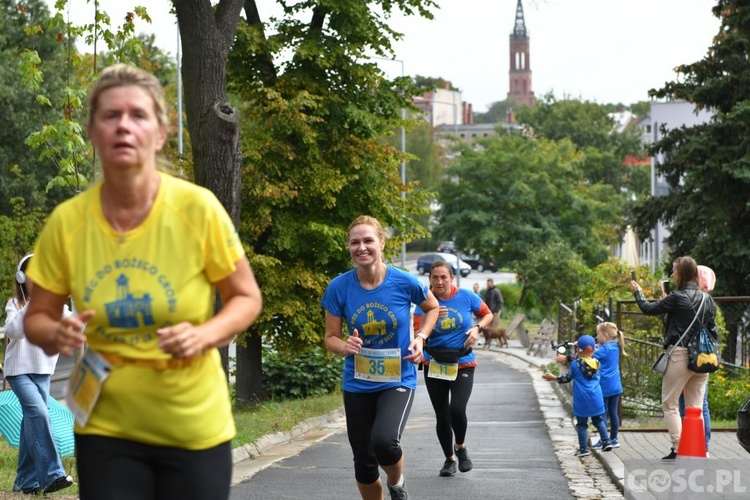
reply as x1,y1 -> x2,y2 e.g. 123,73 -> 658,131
416,252 -> 471,277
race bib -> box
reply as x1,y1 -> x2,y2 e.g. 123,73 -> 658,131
428,360 -> 458,381
354,347 -> 402,382
66,348 -> 111,427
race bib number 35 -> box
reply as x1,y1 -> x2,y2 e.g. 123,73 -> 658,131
354,347 -> 402,382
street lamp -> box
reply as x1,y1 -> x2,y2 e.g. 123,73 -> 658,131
370,56 -> 407,269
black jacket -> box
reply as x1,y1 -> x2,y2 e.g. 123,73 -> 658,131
633,283 -> 718,348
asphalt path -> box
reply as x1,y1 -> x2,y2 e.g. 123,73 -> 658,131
230,350 -> 572,499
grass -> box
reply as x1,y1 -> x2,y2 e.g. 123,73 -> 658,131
232,391 -> 343,447
0,390 -> 343,497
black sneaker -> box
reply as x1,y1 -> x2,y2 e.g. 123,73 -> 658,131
455,446 -> 473,472
44,475 -> 73,494
439,458 -> 457,477
574,448 -> 590,457
387,479 -> 408,500
662,448 -> 677,460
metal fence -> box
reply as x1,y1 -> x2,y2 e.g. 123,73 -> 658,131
556,296 -> 750,429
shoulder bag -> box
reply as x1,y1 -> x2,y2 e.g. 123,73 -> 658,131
652,292 -> 705,375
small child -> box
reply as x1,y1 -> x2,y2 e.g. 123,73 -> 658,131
543,334 -> 613,457
591,322 -> 626,450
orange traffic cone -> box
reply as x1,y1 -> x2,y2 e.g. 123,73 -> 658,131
677,406 -> 707,458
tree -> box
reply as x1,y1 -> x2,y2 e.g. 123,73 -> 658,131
223,0 -> 438,402
632,0 -> 750,363
0,0 -> 72,215
437,131 -> 623,271
473,99 -> 516,124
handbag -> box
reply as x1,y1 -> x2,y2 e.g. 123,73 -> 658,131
651,292 -> 705,375
687,294 -> 719,373
652,353 -> 669,375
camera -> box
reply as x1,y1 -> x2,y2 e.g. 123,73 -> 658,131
550,340 -> 576,355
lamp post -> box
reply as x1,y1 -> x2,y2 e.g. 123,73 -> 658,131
429,96 -> 461,285
370,56 -> 407,269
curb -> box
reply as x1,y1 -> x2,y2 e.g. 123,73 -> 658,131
231,407 -> 345,465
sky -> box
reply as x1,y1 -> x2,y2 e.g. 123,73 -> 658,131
49,0 -> 721,113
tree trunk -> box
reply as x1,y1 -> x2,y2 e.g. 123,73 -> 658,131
174,0 -> 264,401
236,333 -> 264,404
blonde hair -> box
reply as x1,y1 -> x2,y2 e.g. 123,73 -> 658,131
347,215 -> 386,243
597,321 -> 627,357
88,63 -> 169,131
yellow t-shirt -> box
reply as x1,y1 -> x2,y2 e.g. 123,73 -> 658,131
28,171 -> 244,450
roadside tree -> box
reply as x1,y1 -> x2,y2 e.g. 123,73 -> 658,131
632,0 -> 750,363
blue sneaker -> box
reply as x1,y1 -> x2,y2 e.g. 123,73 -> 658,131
610,438 -> 620,448
602,441 -> 614,452
574,448 -> 590,457
591,439 -> 603,450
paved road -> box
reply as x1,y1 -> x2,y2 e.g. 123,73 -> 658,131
230,349 -> 572,499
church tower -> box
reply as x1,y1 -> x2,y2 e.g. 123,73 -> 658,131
507,0 -> 536,107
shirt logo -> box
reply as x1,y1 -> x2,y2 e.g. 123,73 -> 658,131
105,274 -> 155,328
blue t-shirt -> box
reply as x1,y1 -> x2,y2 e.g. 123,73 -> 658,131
593,341 -> 623,397
559,357 -> 606,418
321,265 -> 429,393
414,288 -> 481,365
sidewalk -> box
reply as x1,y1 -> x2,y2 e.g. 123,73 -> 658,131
492,338 -> 750,499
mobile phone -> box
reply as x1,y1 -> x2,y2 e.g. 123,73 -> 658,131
661,280 -> 671,295
630,271 -> 636,281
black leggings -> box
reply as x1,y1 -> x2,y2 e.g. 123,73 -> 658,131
423,366 -> 475,458
343,387 -> 414,484
75,434 -> 232,500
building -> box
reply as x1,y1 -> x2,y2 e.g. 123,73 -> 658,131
413,85 -> 464,128
507,0 -> 535,107
636,101 -> 713,271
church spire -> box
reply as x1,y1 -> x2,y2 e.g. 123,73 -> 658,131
512,0 -> 527,38
507,0 -> 535,107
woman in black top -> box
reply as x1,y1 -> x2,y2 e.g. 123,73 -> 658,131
629,256 -> 717,460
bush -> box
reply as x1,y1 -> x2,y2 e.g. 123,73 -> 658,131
262,346 -> 343,400
708,369 -> 750,421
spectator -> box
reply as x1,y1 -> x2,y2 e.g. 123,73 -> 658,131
630,256 -> 717,460
4,254 -> 74,495
484,279 -> 503,327
543,335 -> 613,456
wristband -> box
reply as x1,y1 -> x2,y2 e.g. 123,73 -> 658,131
415,332 -> 428,341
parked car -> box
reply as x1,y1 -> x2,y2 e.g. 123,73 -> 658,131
738,397 -> 750,454
436,241 -> 457,253
459,254 -> 497,273
416,252 -> 471,277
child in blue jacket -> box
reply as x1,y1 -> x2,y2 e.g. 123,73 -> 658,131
543,335 -> 613,456
590,322 -> 625,450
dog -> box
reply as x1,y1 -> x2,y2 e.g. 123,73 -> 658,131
482,326 -> 508,349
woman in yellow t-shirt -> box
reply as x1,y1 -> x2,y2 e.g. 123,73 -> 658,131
23,64 -> 263,500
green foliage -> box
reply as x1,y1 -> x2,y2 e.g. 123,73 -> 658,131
437,131 -> 621,270
262,346 -> 343,400
708,369 -> 750,421
516,93 -> 644,192
633,1 -> 750,362
473,99 -> 515,124
413,75 -> 457,92
0,197 -> 48,301
516,239 -> 592,314
227,1 -> 438,355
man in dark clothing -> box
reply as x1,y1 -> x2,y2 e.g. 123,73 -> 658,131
485,279 -> 503,328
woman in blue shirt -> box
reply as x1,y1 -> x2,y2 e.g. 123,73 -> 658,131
323,215 -> 439,500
